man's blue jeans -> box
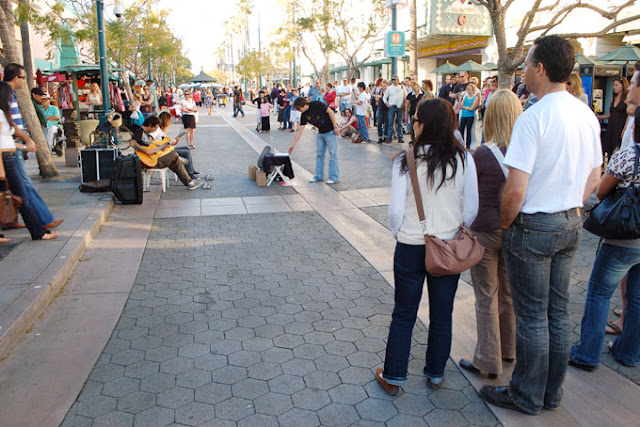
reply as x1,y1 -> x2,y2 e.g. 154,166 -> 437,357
387,107 -> 403,142
383,243 -> 460,386
571,243 -> 640,367
340,100 -> 351,113
502,210 -> 582,414
16,151 -> 54,226
313,131 -> 339,182
233,104 -> 244,117
356,115 -> 368,142
283,106 -> 291,129
2,153 -> 46,239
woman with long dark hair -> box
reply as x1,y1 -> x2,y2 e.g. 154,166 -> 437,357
376,98 -> 478,394
0,81 -> 57,240
598,77 -> 628,157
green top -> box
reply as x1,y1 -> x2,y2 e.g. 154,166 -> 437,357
45,105 -> 61,128
31,98 -> 47,127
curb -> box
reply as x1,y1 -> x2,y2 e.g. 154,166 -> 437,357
0,198 -> 115,361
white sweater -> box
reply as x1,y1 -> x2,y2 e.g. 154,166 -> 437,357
389,149 -> 478,244
383,84 -> 406,108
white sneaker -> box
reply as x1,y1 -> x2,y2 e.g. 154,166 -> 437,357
188,180 -> 203,190
326,180 -> 338,184
308,177 -> 321,183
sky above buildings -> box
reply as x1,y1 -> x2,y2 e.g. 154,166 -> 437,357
157,0 -> 282,73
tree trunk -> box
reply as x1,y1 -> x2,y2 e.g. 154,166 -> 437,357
19,0 -> 34,90
0,2 -> 58,178
409,0 -> 418,77
498,65 -> 516,89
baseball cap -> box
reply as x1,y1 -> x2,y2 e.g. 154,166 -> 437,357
42,93 -> 51,99
391,75 -> 399,80
31,87 -> 45,96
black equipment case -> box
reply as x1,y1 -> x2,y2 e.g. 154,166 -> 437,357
111,154 -> 143,204
79,147 -> 118,185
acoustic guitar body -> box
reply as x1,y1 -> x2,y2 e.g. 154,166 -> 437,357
136,137 -> 175,168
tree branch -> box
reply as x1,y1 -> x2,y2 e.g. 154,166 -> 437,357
555,13 -> 640,39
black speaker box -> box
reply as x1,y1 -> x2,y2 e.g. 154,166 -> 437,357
111,155 -> 143,204
79,147 -> 118,184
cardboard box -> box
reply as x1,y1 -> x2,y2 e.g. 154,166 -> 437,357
256,171 -> 267,187
248,165 -> 258,181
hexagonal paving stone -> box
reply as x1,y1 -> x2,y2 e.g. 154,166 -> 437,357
278,407 -> 320,427
177,342 -> 211,359
428,388 -> 470,410
355,397 -> 398,422
281,358 -> 316,376
303,370 -> 341,390
124,361 -> 159,379
215,397 -> 255,421
393,393 -> 434,416
292,388 -> 331,411
133,406 -> 174,427
102,377 -> 140,398
195,382 -> 232,405
461,402 -> 498,426
163,333 -> 194,348
347,351 -> 382,369
241,336 -> 273,352
176,369 -> 212,389
117,391 -> 156,413
211,366 -> 247,384
174,401 -> 216,426
338,366 -> 373,385
423,408 -> 469,427
328,383 -> 368,405
110,349 -> 145,366
268,374 -> 306,395
293,343 -> 326,360
317,403 -> 360,427
92,410 -> 134,427
211,339 -> 242,355
73,395 -> 117,419
314,354 -> 350,373
194,353 -> 227,372
156,387 -> 194,409
89,364 -> 125,384
284,322 -> 314,335
140,372 -> 176,393
273,334 -> 304,349
247,362 -> 283,381
261,347 -> 294,364
253,392 -> 294,416
387,413 -> 429,427
238,413 -> 278,427
228,350 -> 262,368
324,340 -> 358,356
232,378 -> 269,400
145,346 -> 177,363
160,357 -> 194,375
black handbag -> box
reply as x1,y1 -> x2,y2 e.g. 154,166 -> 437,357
583,145 -> 640,239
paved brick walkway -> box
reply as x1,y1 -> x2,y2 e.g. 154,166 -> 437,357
63,212 -> 498,426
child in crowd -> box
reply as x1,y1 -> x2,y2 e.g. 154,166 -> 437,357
259,93 -> 273,132
354,82 -> 370,143
289,88 -> 301,132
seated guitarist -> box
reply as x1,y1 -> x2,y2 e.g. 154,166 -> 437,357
129,115 -> 202,190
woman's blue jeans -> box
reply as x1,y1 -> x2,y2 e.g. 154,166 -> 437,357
356,115 -> 369,141
571,243 -> 640,367
383,242 -> 460,386
2,153 -> 46,239
283,106 -> 291,129
16,152 -> 54,226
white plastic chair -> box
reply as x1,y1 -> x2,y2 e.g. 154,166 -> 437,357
144,168 -> 177,192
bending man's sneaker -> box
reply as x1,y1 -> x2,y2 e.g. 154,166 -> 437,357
188,180 -> 203,190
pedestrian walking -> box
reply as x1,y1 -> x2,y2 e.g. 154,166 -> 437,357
354,82 -> 370,143
205,88 -> 213,115
180,90 -> 198,149
288,98 -> 340,184
459,89 -> 521,380
480,35 -> 602,416
0,78 -> 58,240
232,86 -> 245,118
376,98 -> 478,395
383,75 -> 406,143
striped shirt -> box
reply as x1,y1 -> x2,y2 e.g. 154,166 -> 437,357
11,91 -> 24,130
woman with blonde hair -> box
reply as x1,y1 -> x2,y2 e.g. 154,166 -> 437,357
459,89 -> 522,379
87,82 -> 103,118
566,72 -> 588,104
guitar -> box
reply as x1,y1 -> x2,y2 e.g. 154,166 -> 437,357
135,137 -> 175,167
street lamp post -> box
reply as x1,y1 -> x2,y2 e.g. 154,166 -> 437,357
95,0 -> 112,116
391,3 -> 397,77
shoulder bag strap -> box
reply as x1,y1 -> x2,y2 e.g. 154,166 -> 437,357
406,149 -> 430,241
485,142 -> 509,179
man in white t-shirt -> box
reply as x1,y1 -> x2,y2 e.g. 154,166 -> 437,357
480,35 -> 602,416
353,82 -> 370,142
383,75 -> 407,142
336,78 -> 353,112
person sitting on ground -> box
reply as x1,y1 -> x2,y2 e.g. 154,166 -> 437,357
153,112 -> 200,180
129,115 -> 202,190
338,108 -> 358,137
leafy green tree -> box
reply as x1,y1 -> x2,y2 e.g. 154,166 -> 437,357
236,51 -> 272,87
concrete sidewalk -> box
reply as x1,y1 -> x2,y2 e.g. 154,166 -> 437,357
0,154 -> 115,360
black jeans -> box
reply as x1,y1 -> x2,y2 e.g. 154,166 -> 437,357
2,152 -> 46,239
383,242 -> 460,386
459,116 -> 474,149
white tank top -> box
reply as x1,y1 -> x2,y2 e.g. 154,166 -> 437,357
0,110 -> 16,151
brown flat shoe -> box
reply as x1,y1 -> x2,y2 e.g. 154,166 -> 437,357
375,368 -> 400,396
43,219 -> 64,229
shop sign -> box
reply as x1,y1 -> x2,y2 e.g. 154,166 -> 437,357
385,31 -> 406,57
428,0 -> 492,37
